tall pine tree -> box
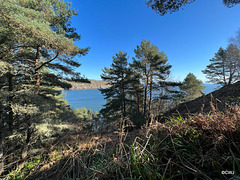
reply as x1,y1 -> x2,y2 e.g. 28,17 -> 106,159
202,45 -> 240,85
202,47 -> 227,85
0,0 -> 89,173
131,40 -> 172,118
100,51 -> 131,122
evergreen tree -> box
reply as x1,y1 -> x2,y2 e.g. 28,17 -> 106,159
145,0 -> 240,16
132,40 -> 172,118
127,69 -> 145,125
100,51 -> 131,121
0,0 -> 89,95
225,44 -> 240,84
223,0 -> 240,7
180,73 -> 204,100
202,47 -> 227,85
146,0 -> 195,16
0,0 -> 89,132
74,107 -> 88,120
0,0 -> 89,173
202,45 -> 240,85
0,0 -> 87,132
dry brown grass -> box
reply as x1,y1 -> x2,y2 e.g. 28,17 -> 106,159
3,100 -> 240,179
188,104 -> 240,136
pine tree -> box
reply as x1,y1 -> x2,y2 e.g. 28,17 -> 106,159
132,40 -> 172,118
180,73 -> 204,100
0,0 -> 89,131
74,107 -> 88,120
202,47 -> 227,85
0,0 -> 89,94
100,51 -> 131,122
127,69 -> 144,116
225,44 -> 240,84
146,0 -> 240,16
0,0 -> 89,173
202,45 -> 240,85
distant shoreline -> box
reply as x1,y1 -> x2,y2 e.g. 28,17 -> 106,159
63,82 -> 220,91
66,87 -> 106,90
67,80 -> 110,90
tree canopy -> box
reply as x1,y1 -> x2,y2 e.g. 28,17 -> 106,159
180,73 -> 204,100
132,40 -> 172,118
100,40 -> 178,127
100,51 -> 131,121
202,44 -> 240,85
0,0 -> 89,175
145,0 -> 240,15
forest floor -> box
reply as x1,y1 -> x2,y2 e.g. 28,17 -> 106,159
16,127 -> 143,180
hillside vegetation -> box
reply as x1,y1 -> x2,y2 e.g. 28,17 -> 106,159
166,81 -> 240,117
3,82 -> 240,179
68,80 -> 110,90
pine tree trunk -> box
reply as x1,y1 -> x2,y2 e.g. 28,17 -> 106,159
223,63 -> 226,85
136,93 -> 140,115
149,75 -> 153,115
122,88 -> 126,119
143,75 -> 149,118
121,71 -> 126,119
130,95 -> 133,116
228,66 -> 233,85
34,46 -> 40,94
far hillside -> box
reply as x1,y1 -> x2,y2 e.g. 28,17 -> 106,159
69,80 -> 110,90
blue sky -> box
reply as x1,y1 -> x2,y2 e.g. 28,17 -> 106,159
70,0 -> 240,82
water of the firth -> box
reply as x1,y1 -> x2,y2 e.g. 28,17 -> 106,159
63,83 -> 221,112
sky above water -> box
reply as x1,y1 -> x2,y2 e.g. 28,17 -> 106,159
69,0 -> 240,82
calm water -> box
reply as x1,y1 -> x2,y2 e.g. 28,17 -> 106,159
63,84 -> 221,112
204,83 -> 221,94
62,89 -> 105,112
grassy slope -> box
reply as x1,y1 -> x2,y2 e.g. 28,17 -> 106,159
6,106 -> 240,179
166,81 -> 240,117
3,82 -> 240,179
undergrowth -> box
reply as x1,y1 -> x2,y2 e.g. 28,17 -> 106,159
2,103 -> 240,179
